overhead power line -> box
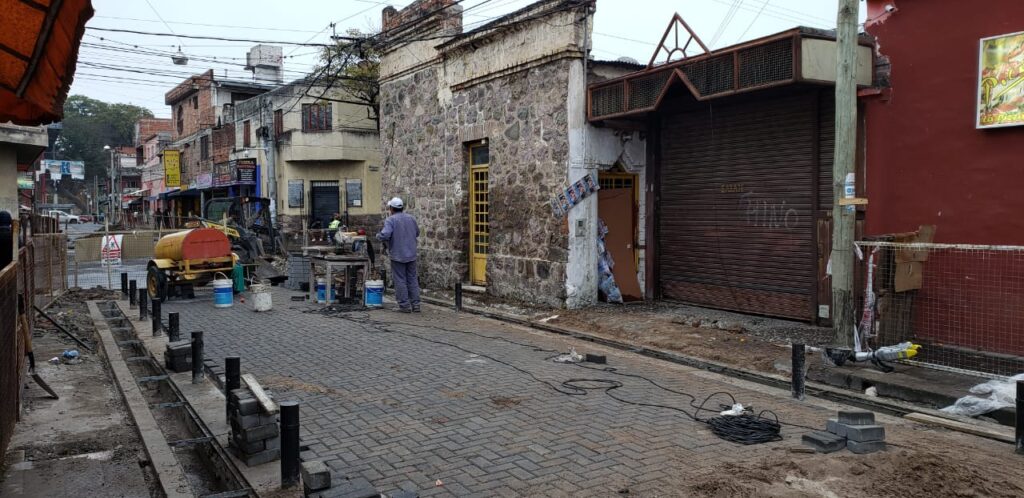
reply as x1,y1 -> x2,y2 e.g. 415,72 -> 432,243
85,26 -> 355,46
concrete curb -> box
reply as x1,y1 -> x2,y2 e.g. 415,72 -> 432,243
86,301 -> 193,498
419,296 -> 1014,444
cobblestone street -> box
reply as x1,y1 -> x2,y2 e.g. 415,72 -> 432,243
163,288 -> 1023,497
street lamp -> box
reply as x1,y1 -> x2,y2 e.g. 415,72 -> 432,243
104,145 -> 115,224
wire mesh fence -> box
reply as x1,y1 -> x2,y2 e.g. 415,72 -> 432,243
855,241 -> 1024,377
69,255 -> 150,293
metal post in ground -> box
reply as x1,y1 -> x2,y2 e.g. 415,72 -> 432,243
1016,380 -> 1023,455
225,356 -> 240,422
191,331 -> 204,384
280,401 -> 300,488
168,312 -> 180,342
791,344 -> 806,400
139,288 -> 148,321
455,282 -> 463,312
120,272 -> 128,297
129,280 -> 137,308
152,299 -> 162,336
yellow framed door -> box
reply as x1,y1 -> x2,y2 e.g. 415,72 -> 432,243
469,144 -> 489,285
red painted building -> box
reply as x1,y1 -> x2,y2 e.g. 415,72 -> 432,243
863,0 -> 1024,367
864,0 -> 1024,243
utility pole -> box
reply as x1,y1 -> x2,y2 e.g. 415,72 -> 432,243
262,96 -> 278,227
831,0 -> 859,349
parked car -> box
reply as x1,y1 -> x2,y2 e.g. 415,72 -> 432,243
47,210 -> 80,224
78,214 -> 93,223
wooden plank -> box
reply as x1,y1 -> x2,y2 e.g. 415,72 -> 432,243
838,197 -> 868,206
904,412 -> 1014,444
242,373 -> 278,415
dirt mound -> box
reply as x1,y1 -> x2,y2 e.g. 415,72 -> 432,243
688,449 -> 1024,498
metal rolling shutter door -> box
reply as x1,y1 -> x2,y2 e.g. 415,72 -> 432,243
659,93 -> 817,320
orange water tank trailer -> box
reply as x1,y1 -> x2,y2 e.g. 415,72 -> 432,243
153,228 -> 232,262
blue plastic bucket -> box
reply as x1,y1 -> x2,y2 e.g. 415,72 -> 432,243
213,278 -> 233,308
316,278 -> 327,303
365,280 -> 384,308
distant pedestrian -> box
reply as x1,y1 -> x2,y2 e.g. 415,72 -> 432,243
154,208 -> 163,230
376,197 -> 420,312
327,213 -> 341,245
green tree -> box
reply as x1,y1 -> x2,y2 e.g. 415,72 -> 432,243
56,95 -> 154,179
315,30 -> 380,128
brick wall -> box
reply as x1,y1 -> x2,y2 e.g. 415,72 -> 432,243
212,123 -> 235,164
167,70 -> 215,141
135,118 -> 172,146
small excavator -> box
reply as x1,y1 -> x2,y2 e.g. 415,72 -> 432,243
188,197 -> 286,284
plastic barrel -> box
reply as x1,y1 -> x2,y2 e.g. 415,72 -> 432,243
316,278 -> 326,303
365,280 -> 384,308
213,279 -> 233,308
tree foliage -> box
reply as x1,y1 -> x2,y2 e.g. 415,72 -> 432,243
315,29 -> 380,128
57,95 -> 154,179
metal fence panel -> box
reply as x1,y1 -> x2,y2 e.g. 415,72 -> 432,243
856,241 -> 1024,377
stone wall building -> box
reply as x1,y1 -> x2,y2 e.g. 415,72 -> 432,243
379,0 -> 645,308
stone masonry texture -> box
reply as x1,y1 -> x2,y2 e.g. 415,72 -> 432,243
380,60 -> 571,307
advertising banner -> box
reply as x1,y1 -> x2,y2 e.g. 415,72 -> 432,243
40,160 -> 85,180
164,150 -> 181,187
978,31 -> 1024,128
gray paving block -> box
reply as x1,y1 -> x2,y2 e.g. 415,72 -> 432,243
239,447 -> 280,467
302,460 -> 332,492
235,398 -> 259,416
847,439 -> 886,454
837,410 -> 875,426
309,478 -> 378,498
230,436 -> 265,454
845,424 -> 885,442
234,422 -> 279,443
234,411 -> 278,430
826,419 -> 847,437
264,436 -> 280,450
384,491 -> 419,498
802,431 -> 846,453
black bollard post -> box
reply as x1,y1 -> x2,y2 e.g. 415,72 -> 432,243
225,356 -> 240,422
129,280 -> 138,308
1017,380 -> 1023,455
792,344 -> 806,400
280,401 -> 300,488
139,288 -> 148,321
168,312 -> 180,342
152,299 -> 162,336
455,282 -> 463,312
191,331 -> 204,384
121,272 -> 128,297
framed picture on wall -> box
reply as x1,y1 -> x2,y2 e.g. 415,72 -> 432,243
346,179 -> 363,208
977,30 -> 1024,129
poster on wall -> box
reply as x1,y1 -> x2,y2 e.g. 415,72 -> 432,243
164,150 -> 181,187
549,172 -> 600,217
978,30 -> 1024,129
288,179 -> 304,208
346,179 -> 363,207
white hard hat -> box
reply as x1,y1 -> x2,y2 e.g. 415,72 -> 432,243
387,197 -> 404,209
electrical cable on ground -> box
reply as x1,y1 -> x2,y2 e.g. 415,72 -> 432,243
304,307 -> 810,445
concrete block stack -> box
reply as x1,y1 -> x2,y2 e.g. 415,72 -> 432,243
302,461 -> 331,496
163,340 -> 191,373
802,410 -> 886,454
306,477 -> 378,498
227,387 -> 280,466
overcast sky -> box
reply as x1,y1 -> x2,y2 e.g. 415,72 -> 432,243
71,0 -> 867,119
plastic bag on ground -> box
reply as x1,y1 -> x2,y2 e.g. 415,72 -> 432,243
940,372 -> 1024,417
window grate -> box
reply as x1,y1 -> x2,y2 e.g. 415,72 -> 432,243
628,71 -> 670,110
591,83 -> 625,118
681,55 -> 734,97
738,38 -> 793,88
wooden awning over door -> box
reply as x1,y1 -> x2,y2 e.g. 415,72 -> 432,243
0,0 -> 94,125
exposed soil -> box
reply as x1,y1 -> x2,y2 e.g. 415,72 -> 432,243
687,447 -> 1024,498
2,290 -> 159,497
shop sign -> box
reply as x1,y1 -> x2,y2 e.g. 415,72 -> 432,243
195,173 -> 213,189
236,158 -> 257,185
164,150 -> 181,187
978,31 -> 1024,129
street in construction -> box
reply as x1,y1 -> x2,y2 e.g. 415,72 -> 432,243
158,287 -> 1023,497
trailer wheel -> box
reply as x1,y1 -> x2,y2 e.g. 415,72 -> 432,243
147,265 -> 168,302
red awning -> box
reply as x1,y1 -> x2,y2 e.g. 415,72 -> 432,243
0,0 -> 94,125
